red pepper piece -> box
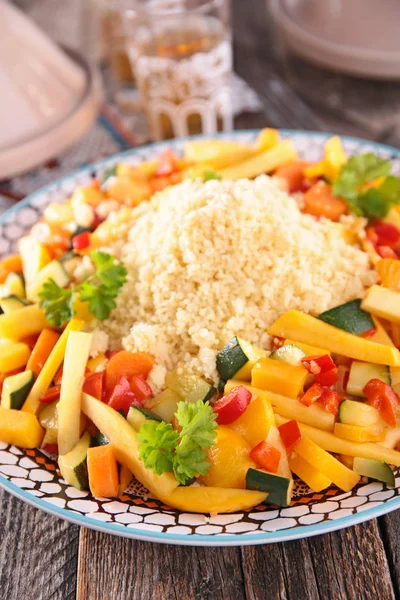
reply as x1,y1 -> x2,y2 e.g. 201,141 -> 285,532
314,367 -> 339,387
363,378 -> 399,427
302,354 -> 336,375
377,245 -> 398,259
213,386 -> 252,425
108,376 -> 141,415
359,328 -> 377,339
43,443 -> 58,454
374,223 -> 400,248
72,231 -> 91,251
278,420 -> 302,450
155,149 -> 178,177
83,371 -> 104,401
129,375 -> 153,402
250,441 -> 281,473
335,365 -> 350,395
40,385 -> 61,403
319,389 -> 343,415
366,226 -> 379,245
106,350 -> 120,360
299,382 -> 325,406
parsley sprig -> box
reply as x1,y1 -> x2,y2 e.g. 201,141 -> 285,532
137,400 -> 218,485
333,153 -> 400,218
39,250 -> 127,327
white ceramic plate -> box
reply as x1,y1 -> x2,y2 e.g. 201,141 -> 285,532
1,130 -> 400,546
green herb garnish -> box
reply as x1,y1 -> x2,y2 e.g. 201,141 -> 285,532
39,250 -> 127,327
137,400 -> 218,485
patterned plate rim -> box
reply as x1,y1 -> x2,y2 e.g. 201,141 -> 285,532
1,129 -> 400,546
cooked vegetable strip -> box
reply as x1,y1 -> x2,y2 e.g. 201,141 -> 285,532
288,453 -> 332,493
228,392 -> 275,446
118,465 -> 133,497
22,319 -> 84,414
361,285 -> 400,323
0,406 -> 44,448
0,304 -> 49,341
268,310 -> 400,366
87,444 -> 119,498
26,329 -> 60,377
0,340 -> 30,373
58,331 -> 92,455
159,486 -> 267,514
81,393 -> 179,497
275,415 -> 400,466
218,141 -> 297,180
184,139 -> 254,170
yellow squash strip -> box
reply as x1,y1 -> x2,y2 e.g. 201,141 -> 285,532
184,140 -> 255,170
218,141 -> 297,180
0,406 -> 44,448
268,310 -> 400,366
82,393 -> 178,498
160,486 -> 267,514
228,393 -> 275,446
0,304 -> 49,341
295,437 -> 360,492
275,415 -> 400,466
22,319 -> 84,414
377,258 -> 400,291
58,331 -> 92,456
251,357 -> 307,399
18,236 -> 51,285
334,423 -> 386,443
370,317 -> 396,347
361,285 -> 400,323
118,464 -> 133,497
288,453 -> 332,492
0,340 -> 30,373
284,338 -> 331,357
256,128 -> 280,151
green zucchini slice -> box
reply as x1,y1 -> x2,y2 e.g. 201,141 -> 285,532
127,406 -> 162,430
338,399 -> 382,427
216,336 -> 266,380
318,299 -> 374,335
270,344 -> 306,366
246,468 -> 293,507
0,295 -> 29,314
1,370 -> 34,410
27,260 -> 70,302
90,431 -> 109,447
58,431 -> 91,490
347,361 -> 391,398
353,457 -> 395,487
5,272 -> 25,298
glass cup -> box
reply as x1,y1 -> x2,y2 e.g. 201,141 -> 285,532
123,0 -> 233,140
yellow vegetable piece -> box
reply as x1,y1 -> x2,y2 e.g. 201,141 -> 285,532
256,128 -> 280,152
160,486 -> 267,514
106,176 -> 151,206
377,258 -> 400,292
199,426 -> 255,489
304,162 -> 324,180
58,331 -> 92,456
0,340 -> 30,373
322,136 -> 347,182
0,304 -> 49,341
334,422 -> 386,443
276,415 -> 400,466
0,406 -> 44,448
70,185 -> 105,207
219,141 -> 297,181
251,357 -> 307,399
22,319 -> 84,414
118,464 -> 133,497
82,393 -> 178,498
284,339 -> 331,357
19,236 -> 51,285
117,161 -> 158,180
87,352 -> 107,373
234,348 -> 268,381
339,454 -> 354,469
184,140 -> 254,170
43,202 -> 74,226
228,392 -> 275,446
384,205 -> 400,230
361,285 -> 400,324
288,453 -> 331,492
370,317 -> 395,347
295,437 -> 360,492
268,309 -> 400,366
72,295 -> 92,321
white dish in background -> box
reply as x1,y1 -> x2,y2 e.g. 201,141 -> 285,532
272,0 -> 400,80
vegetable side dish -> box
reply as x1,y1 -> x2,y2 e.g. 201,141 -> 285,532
1,130 -> 400,514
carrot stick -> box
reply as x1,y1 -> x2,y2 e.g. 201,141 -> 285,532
87,445 -> 119,498
27,329 -> 60,378
0,254 -> 23,283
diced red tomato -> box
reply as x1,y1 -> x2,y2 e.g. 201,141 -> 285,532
155,149 -> 178,177
107,376 -> 141,415
299,382 -> 325,406
72,231 -> 91,251
319,389 -> 343,415
250,441 -> 281,473
302,354 -> 336,375
43,443 -> 58,454
374,223 -> 400,248
40,385 -> 61,403
83,372 -> 104,401
278,420 -> 302,450
363,378 -> 399,427
274,160 -> 310,193
92,210 -> 105,229
129,374 -> 153,402
213,386 -> 252,425
105,350 -> 155,393
314,367 -> 339,387
303,181 -> 348,221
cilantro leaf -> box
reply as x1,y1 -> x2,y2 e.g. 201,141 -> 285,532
173,435 -> 210,484
39,279 -> 74,327
357,188 -> 391,219
339,154 -> 391,187
175,400 -> 217,449
137,421 -> 179,476
90,250 -> 127,289
79,280 -> 118,320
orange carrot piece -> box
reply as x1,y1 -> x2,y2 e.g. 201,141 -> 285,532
303,181 -> 348,221
87,445 -> 119,498
0,254 -> 23,283
274,160 -> 310,193
26,329 -> 61,378
105,350 -> 155,392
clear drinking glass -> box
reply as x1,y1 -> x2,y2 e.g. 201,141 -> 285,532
124,0 -> 233,140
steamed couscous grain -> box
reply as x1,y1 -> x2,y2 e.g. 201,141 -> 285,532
98,176 -> 377,388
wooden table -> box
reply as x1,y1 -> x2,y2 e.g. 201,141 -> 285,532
2,1 -> 400,598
